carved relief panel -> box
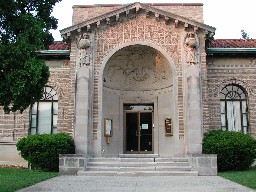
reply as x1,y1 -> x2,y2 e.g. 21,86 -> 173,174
184,32 -> 199,65
76,33 -> 93,68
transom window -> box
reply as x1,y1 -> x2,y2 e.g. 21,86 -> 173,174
30,86 -> 58,135
220,84 -> 248,133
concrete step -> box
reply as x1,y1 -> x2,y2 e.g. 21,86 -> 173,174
86,166 -> 192,172
78,170 -> 198,176
88,162 -> 156,167
89,157 -> 189,163
119,154 -> 159,158
82,156 -> 197,176
156,162 -> 190,166
89,157 -> 154,162
155,166 -> 192,171
155,157 -> 189,162
86,166 -> 156,171
88,161 -> 190,167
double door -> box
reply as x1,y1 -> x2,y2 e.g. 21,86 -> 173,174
125,111 -> 153,153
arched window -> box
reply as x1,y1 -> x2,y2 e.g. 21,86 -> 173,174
220,84 -> 248,133
30,87 -> 58,135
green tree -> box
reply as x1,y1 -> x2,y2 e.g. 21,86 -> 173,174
0,0 -> 62,113
241,29 -> 250,39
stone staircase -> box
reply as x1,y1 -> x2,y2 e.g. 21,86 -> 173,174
77,156 -> 198,176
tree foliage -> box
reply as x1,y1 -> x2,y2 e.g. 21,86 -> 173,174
0,0 -> 62,113
241,29 -> 250,40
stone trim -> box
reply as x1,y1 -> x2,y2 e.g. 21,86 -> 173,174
218,78 -> 256,99
73,3 -> 204,8
59,154 -> 86,175
188,154 -> 217,176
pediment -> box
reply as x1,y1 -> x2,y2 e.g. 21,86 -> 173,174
60,2 -> 215,40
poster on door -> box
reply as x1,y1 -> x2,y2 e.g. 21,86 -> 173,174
141,124 -> 148,129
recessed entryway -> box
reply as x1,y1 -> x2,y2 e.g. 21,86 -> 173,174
101,44 -> 175,157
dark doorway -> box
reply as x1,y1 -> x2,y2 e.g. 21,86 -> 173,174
125,105 -> 153,153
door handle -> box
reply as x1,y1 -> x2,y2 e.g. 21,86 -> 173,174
136,130 -> 141,136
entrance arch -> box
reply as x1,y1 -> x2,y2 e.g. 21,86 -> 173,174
98,42 -> 179,157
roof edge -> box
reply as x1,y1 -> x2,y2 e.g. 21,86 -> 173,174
37,50 -> 70,56
73,3 -> 203,8
61,2 -> 215,37
207,48 -> 256,54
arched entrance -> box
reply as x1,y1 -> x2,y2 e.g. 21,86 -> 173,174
100,44 -> 177,157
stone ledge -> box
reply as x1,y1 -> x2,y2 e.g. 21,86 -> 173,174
59,154 -> 84,157
0,142 -> 17,145
188,154 -> 217,176
59,154 -> 86,175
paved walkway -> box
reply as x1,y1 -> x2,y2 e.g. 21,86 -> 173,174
17,175 -> 255,192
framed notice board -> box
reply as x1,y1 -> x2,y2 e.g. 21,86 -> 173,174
164,118 -> 173,136
104,118 -> 113,137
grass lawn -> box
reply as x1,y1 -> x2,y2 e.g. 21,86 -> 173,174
218,166 -> 256,190
0,168 -> 59,192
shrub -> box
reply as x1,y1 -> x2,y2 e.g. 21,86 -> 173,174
16,133 -> 75,172
203,130 -> 256,172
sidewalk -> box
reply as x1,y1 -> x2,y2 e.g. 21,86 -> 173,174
17,175 -> 255,192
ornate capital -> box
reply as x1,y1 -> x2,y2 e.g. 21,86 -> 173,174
78,33 -> 90,49
76,33 -> 92,67
185,32 -> 198,49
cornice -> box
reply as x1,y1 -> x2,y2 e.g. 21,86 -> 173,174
37,50 -> 70,57
207,48 -> 256,55
60,2 -> 215,40
72,3 -> 203,8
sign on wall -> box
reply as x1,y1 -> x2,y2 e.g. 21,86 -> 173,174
164,118 -> 173,136
104,118 -> 113,137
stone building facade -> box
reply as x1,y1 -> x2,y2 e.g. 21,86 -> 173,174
0,3 -> 255,167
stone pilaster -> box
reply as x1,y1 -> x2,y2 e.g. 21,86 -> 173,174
75,67 -> 90,154
184,32 -> 203,154
187,67 -> 202,154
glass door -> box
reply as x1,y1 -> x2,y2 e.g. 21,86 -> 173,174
125,109 -> 153,153
139,112 -> 153,152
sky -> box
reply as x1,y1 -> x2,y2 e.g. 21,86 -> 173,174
50,0 -> 256,41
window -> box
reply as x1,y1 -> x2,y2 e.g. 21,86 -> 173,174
30,87 -> 58,134
220,84 -> 248,133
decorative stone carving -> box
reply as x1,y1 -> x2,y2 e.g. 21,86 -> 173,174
94,15 -> 181,138
78,38 -> 90,49
185,32 -> 199,65
77,33 -> 91,67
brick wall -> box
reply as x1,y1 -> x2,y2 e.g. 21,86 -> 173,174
72,3 -> 203,25
0,107 -> 29,142
0,59 -> 75,141
206,56 -> 256,137
72,5 -> 125,25
152,5 -> 203,23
